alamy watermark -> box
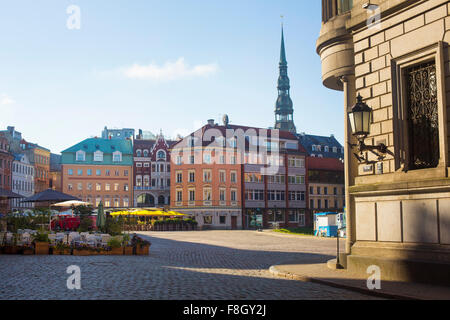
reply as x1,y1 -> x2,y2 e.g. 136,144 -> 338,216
170,127 -> 284,175
67,5 -> 81,30
67,265 -> 81,290
367,265 -> 381,290
366,4 -> 381,30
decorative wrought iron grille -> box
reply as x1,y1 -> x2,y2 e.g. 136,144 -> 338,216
406,61 -> 439,170
322,0 -> 353,23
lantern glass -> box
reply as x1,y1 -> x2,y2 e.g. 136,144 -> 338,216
362,110 -> 372,134
349,112 -> 356,134
348,94 -> 373,139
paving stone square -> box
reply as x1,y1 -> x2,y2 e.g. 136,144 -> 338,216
0,231 -> 377,300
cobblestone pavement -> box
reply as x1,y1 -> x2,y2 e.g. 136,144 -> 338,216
0,231 -> 379,300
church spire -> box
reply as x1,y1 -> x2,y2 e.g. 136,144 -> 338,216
274,25 -> 296,134
280,26 -> 287,66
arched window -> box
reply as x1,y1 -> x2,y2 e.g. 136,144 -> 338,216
136,149 -> 142,157
113,151 -> 122,162
143,149 -> 149,157
76,150 -> 86,162
157,150 -> 166,160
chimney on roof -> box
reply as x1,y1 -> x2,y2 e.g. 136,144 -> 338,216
207,119 -> 215,126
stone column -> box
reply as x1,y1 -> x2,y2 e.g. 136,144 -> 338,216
341,75 -> 356,255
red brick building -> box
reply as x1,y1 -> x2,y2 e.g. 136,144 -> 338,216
0,134 -> 14,212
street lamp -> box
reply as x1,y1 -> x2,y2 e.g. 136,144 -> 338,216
348,94 -> 388,163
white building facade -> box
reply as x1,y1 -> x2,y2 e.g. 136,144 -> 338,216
11,154 -> 34,210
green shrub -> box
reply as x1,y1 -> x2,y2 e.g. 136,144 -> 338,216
107,237 -> 122,248
78,217 -> 93,232
33,231 -> 50,243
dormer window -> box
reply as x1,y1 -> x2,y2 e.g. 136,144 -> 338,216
94,150 -> 103,162
113,151 -> 122,162
76,150 -> 86,162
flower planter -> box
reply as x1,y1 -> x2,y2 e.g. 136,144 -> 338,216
4,246 -> 20,254
108,247 -> 123,255
22,248 -> 35,255
73,249 -> 91,256
136,244 -> 150,256
35,242 -> 50,255
124,246 -> 134,255
53,249 -> 72,255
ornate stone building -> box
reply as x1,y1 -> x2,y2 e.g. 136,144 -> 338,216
317,0 -> 450,284
133,132 -> 176,208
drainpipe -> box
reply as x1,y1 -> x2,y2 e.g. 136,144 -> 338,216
340,75 -> 356,256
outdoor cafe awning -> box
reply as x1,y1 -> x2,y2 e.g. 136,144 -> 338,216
0,188 -> 24,199
110,209 -> 187,217
51,200 -> 92,207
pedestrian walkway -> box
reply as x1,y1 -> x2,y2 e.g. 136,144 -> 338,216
270,260 -> 450,300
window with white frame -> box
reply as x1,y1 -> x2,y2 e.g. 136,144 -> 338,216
203,169 -> 212,182
76,150 -> 86,161
113,151 -> 122,162
94,151 -> 103,162
203,188 -> 212,201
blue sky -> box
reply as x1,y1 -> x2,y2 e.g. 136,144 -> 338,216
0,0 -> 344,153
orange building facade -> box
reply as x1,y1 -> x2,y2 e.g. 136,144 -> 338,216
61,164 -> 133,208
61,138 -> 134,208
170,120 -> 307,230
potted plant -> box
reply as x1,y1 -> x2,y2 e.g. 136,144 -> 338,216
20,243 -> 35,255
53,242 -> 72,255
33,231 -> 50,255
73,243 -> 91,256
122,234 -> 133,255
135,236 -> 151,256
3,233 -> 19,254
107,237 -> 123,255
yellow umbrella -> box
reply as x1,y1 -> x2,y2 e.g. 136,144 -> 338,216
110,209 -> 187,217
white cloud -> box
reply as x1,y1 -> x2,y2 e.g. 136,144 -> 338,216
0,94 -> 15,105
120,58 -> 219,81
0,94 -> 16,124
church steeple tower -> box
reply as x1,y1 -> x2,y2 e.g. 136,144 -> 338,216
275,26 -> 296,134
